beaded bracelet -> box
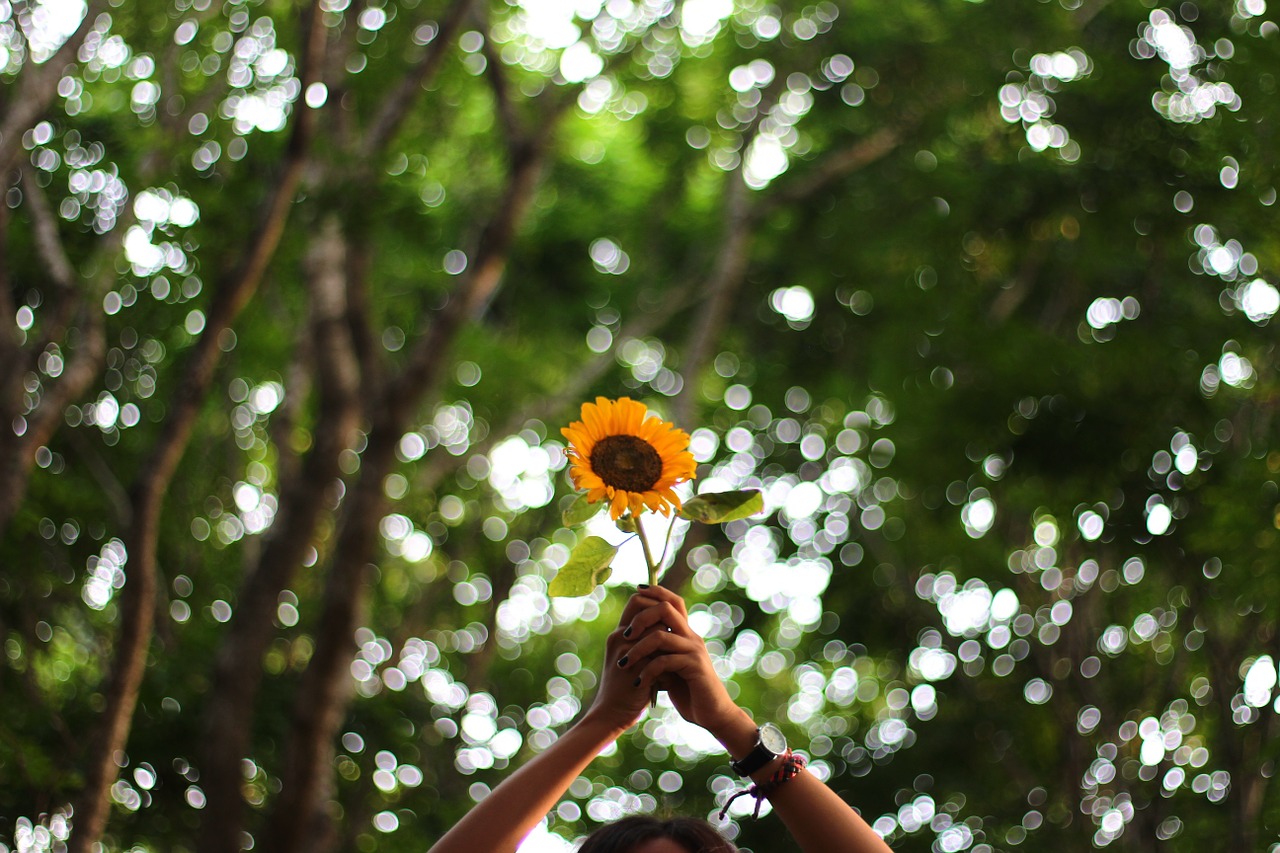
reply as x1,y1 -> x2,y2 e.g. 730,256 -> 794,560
718,750 -> 807,820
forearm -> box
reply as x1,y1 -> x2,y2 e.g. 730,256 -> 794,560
715,712 -> 892,853
427,714 -> 626,853
762,770 -> 892,852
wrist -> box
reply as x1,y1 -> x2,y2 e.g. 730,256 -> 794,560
711,708 -> 760,761
576,708 -> 636,743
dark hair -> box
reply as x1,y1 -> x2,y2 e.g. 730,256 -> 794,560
577,815 -> 738,853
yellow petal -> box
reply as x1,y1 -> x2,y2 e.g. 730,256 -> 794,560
610,490 -> 629,519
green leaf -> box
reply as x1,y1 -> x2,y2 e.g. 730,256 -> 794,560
548,536 -> 617,597
678,489 -> 765,524
561,492 -> 601,527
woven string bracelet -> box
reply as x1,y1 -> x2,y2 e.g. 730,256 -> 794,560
718,750 -> 807,820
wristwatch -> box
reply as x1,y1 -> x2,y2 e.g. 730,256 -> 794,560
730,722 -> 788,777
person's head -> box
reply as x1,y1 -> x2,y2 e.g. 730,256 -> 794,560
577,815 -> 738,853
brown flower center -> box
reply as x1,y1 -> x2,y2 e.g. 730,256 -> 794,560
590,435 -> 663,493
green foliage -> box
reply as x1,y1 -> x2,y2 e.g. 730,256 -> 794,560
678,490 -> 765,524
560,492 -> 602,528
547,536 -> 617,597
4,0 -> 1280,851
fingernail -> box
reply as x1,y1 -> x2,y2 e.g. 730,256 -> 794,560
623,626 -> 632,638
633,677 -> 642,687
638,583 -> 650,589
618,655 -> 629,667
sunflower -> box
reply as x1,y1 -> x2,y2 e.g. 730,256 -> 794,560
561,397 -> 697,520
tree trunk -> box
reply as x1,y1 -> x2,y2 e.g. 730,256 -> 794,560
0,174 -> 118,537
199,217 -> 361,853
259,450 -> 385,853
65,7 -> 328,849
262,99 -> 562,853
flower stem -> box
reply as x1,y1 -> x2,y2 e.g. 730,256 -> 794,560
657,514 -> 677,574
633,515 -> 658,587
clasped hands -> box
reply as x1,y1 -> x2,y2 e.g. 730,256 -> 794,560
582,585 -> 747,744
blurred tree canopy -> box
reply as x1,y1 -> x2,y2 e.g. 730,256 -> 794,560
2,0 -> 1279,851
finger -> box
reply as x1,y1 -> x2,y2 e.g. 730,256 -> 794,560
603,625 -> 630,660
609,592 -> 667,655
617,592 -> 676,634
632,583 -> 688,617
618,592 -> 659,626
632,651 -> 701,690
618,630 -> 699,669
626,600 -> 696,641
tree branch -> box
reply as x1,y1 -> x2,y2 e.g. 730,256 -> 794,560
198,215 -> 362,853
988,231 -> 1054,325
755,126 -> 901,219
462,558 -> 517,692
0,188 -> 123,538
672,170 -> 753,426
0,0 -> 107,176
343,230 -> 382,397
65,4 -> 331,850
0,194 -> 16,420
262,88 -> 568,853
63,406 -> 131,528
389,94 -> 567,411
0,190 -> 12,334
20,166 -> 75,290
362,0 -> 479,158
19,165 -> 78,367
480,24 -> 520,145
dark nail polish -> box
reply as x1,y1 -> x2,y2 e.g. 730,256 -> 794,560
618,655 -> 629,667
638,583 -> 650,589
633,677 -> 642,687
623,626 -> 632,638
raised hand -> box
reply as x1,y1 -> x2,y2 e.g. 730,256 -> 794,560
612,585 -> 748,743
580,590 -> 675,732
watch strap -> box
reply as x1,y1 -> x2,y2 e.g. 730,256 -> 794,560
730,727 -> 779,776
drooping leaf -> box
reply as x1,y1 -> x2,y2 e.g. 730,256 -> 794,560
548,536 -> 617,597
561,492 -> 601,527
678,490 -> 765,524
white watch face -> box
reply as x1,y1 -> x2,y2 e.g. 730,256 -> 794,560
760,722 -> 787,753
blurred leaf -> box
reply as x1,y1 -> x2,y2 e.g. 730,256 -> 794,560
548,536 -> 617,597
678,490 -> 764,524
561,492 -> 601,527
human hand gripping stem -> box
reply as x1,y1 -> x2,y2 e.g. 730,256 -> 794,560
616,586 -> 893,853
578,589 -> 688,732
612,586 -> 749,741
